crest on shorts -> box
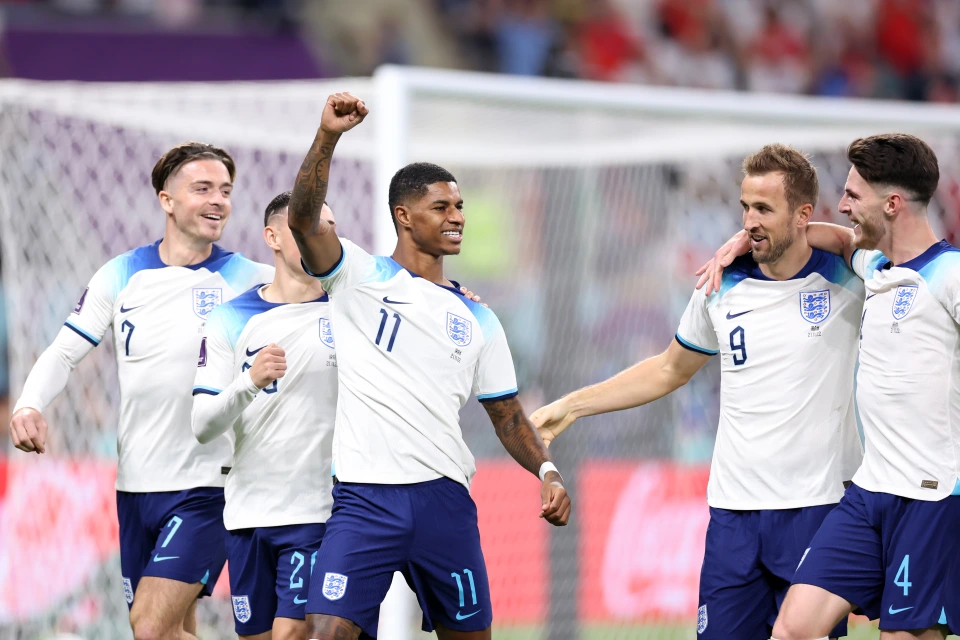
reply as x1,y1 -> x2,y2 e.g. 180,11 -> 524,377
122,577 -> 134,604
193,287 -> 222,319
892,285 -> 918,320
446,312 -> 472,347
319,318 -> 335,348
323,572 -> 348,601
799,289 -> 830,324
697,604 -> 708,634
232,595 -> 252,623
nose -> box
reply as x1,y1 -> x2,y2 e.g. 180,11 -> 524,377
208,189 -> 226,207
448,206 -> 464,226
742,207 -> 759,231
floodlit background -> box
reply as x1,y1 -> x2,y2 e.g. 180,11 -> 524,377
0,1 -> 959,639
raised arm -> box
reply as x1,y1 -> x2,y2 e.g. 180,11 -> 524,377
530,338 -> 709,446
288,92 -> 368,276
481,396 -> 571,526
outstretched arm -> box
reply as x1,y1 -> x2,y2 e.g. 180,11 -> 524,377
289,92 -> 368,276
482,396 -> 571,526
806,222 -> 856,264
531,338 -> 709,446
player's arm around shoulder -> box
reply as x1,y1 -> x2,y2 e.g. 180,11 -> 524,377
806,222 -> 857,269
480,395 -> 571,526
531,339 -> 709,447
288,92 -> 367,276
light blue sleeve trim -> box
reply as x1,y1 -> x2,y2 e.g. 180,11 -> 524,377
849,248 -> 860,272
303,242 -> 346,279
478,387 -> 519,401
64,321 -> 101,346
951,478 -> 960,496
675,334 -> 718,356
192,386 -> 222,396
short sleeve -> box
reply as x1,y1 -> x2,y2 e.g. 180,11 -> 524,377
473,323 -> 519,402
64,260 -> 119,346
303,238 -> 377,294
850,249 -> 886,281
193,307 -> 235,396
675,289 -> 719,355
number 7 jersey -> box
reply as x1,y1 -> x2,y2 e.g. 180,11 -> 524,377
306,239 -> 519,489
675,249 -> 864,510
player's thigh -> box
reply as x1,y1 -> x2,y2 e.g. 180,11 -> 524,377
305,614 -> 362,640
270,616 -> 306,640
697,508 -> 771,639
141,488 -> 229,597
116,491 -> 155,610
879,629 -> 948,640
435,623 -> 491,640
305,484 -> 408,635
239,633 -> 272,640
274,523 -> 326,624
129,576 -> 203,638
183,598 -> 197,635
407,479 -> 492,634
772,584 -> 855,640
228,528 -> 279,637
876,495 -> 960,633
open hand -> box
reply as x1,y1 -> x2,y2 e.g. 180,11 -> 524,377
695,230 -> 749,295
529,399 -> 576,448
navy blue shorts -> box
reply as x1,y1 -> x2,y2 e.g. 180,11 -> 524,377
793,483 -> 960,631
226,523 -> 327,635
697,504 -> 845,639
945,551 -> 960,633
116,488 -> 228,608
306,478 -> 491,636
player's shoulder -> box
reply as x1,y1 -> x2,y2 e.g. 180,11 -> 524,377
909,241 -> 960,291
449,285 -> 504,341
96,240 -> 166,296
852,247 -> 890,278
201,246 -> 275,288
206,284 -> 277,346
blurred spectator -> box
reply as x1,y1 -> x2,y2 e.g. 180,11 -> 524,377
744,5 -> 810,94
874,0 -> 935,100
577,0 -> 647,82
651,0 -> 738,90
493,0 -> 557,76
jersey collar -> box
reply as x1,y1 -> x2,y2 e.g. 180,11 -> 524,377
883,239 -> 959,272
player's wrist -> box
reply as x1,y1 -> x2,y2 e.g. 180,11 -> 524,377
317,128 -> 343,142
539,462 -> 562,483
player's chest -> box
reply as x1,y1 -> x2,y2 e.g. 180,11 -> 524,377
860,279 -> 948,349
237,309 -> 339,389
115,271 -> 239,334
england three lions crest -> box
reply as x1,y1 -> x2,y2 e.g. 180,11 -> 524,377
232,595 -> 252,623
322,572 -> 348,601
799,290 -> 830,324
319,318 -> 335,348
446,312 -> 473,347
892,285 -> 918,320
193,288 -> 222,319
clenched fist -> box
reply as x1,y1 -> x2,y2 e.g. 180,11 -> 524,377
320,92 -> 368,136
250,344 -> 286,389
10,407 -> 48,454
540,470 -> 572,526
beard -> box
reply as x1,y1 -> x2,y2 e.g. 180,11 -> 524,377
854,215 -> 886,250
752,232 -> 794,264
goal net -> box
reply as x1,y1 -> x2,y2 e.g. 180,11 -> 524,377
2,67 -> 960,639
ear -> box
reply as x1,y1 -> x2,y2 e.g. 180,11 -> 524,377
158,190 -> 174,215
264,225 -> 281,251
796,203 -> 813,227
394,205 -> 412,230
884,192 -> 904,219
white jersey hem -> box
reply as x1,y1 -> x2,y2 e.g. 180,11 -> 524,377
334,470 -> 468,488
115,474 -> 227,493
225,513 -> 331,531
706,492 -> 845,511
851,479 -> 956,502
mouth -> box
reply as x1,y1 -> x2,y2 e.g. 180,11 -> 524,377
749,232 -> 768,250
441,230 -> 463,242
200,212 -> 223,222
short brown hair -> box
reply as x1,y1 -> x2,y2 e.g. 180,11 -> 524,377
847,134 -> 939,204
742,144 -> 819,210
151,142 -> 236,195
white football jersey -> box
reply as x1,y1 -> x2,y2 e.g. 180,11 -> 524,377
307,239 -> 518,488
194,285 -> 337,530
676,249 -> 864,510
65,241 -> 274,492
851,241 -> 960,500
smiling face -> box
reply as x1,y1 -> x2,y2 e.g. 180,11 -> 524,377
158,159 -> 233,244
838,165 -> 887,250
740,171 -> 804,264
395,181 -> 465,257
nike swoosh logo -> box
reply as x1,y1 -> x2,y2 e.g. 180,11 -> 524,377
725,310 -> 753,319
456,610 -> 481,620
293,595 -> 308,604
119,304 -> 143,313
245,346 -> 266,357
153,555 -> 179,562
888,605 -> 913,614
382,296 -> 411,305
866,294 -> 878,301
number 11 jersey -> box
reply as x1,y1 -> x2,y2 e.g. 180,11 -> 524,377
675,249 -> 864,510
306,239 -> 518,489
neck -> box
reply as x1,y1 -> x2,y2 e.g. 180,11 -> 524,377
877,211 -> 938,265
391,239 -> 449,285
261,257 -> 325,304
158,224 -> 213,266
758,234 -> 812,281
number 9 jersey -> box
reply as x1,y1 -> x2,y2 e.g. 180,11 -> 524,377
304,238 -> 519,489
675,249 -> 864,510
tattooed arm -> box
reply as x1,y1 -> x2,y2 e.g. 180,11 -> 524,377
288,92 -> 368,275
482,396 -> 572,526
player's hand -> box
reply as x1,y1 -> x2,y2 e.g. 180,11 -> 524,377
459,286 -> 488,308
695,230 -> 750,296
250,344 -> 287,389
529,399 -> 576,448
320,92 -> 368,136
540,471 -> 571,526
9,407 -> 48,454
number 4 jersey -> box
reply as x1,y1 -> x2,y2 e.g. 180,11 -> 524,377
305,239 -> 519,489
675,249 -> 864,510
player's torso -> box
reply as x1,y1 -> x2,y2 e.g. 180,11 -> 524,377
225,299 -> 337,527
855,254 -> 960,498
705,253 -> 865,508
